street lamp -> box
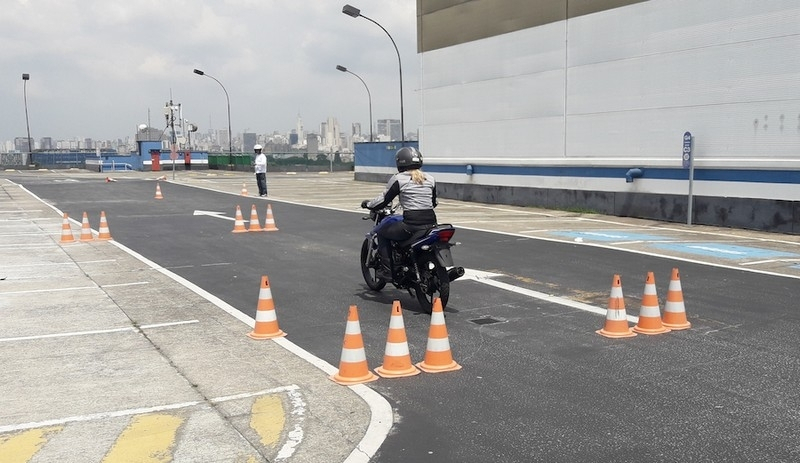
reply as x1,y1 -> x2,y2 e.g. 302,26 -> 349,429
22,73 -> 32,156
336,65 -> 373,142
342,4 -> 404,143
193,68 -> 233,168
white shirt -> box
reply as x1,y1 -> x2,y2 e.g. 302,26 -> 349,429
254,153 -> 267,174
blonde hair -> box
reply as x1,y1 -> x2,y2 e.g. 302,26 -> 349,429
408,169 -> 425,184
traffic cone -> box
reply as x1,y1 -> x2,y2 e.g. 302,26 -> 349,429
263,204 -> 279,231
241,183 -> 248,196
247,275 -> 286,339
596,274 -> 636,338
97,211 -> 113,240
79,212 -> 94,242
105,176 -> 116,183
633,272 -> 671,335
59,213 -> 76,244
232,205 -> 248,233
331,305 -> 379,386
375,301 -> 421,378
154,182 -> 164,200
156,175 -> 167,181
416,298 -> 462,373
247,205 -> 263,232
662,268 -> 691,330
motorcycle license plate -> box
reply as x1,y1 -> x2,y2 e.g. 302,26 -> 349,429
435,247 -> 454,267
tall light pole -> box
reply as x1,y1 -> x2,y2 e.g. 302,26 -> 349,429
22,73 -> 32,156
342,4 -> 404,144
336,65 -> 373,142
193,68 -> 233,168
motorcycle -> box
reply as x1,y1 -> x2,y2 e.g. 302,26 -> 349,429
360,202 -> 465,313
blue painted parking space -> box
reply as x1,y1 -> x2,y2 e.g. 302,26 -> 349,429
651,242 -> 800,260
551,230 -> 669,242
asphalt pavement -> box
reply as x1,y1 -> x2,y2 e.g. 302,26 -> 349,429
2,168 -> 799,462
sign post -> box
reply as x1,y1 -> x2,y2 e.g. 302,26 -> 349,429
683,132 -> 694,225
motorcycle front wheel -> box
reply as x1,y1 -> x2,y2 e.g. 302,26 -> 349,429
360,238 -> 386,291
415,263 -> 450,314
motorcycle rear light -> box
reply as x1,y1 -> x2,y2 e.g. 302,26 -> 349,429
437,229 -> 455,243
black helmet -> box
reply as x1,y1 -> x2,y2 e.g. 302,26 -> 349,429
395,147 -> 423,172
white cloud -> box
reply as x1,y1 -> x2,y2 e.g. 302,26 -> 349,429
0,0 -> 419,143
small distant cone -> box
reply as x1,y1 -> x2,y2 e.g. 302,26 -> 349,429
156,175 -> 167,181
247,205 -> 263,232
232,205 -> 248,233
596,275 -> 636,338
263,204 -> 279,231
416,298 -> 462,373
59,213 -> 76,244
154,182 -> 164,200
633,272 -> 671,335
662,268 -> 691,330
105,177 -> 116,183
331,305 -> 379,385
247,275 -> 286,339
97,211 -> 113,240
241,183 -> 249,196
375,301 -> 421,378
79,212 -> 94,242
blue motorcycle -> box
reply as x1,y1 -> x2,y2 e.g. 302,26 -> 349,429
360,203 -> 464,313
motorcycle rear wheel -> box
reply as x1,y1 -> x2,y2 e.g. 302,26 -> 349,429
415,263 -> 450,314
360,238 -> 386,291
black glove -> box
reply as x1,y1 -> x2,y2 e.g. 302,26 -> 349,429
361,200 -> 370,209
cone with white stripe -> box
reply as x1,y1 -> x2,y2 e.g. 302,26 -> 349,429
662,268 -> 691,330
59,213 -> 76,244
416,298 -> 461,373
79,212 -> 94,242
97,211 -> 112,240
232,205 -> 248,233
331,305 -> 379,385
247,204 -> 263,232
375,301 -> 421,378
596,274 -> 636,338
154,182 -> 164,200
240,183 -> 248,196
263,203 -> 278,231
633,272 -> 671,335
247,275 -> 286,340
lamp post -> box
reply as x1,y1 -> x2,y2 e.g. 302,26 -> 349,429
336,65 -> 373,142
193,68 -> 233,168
342,4 -> 404,143
22,73 -> 32,156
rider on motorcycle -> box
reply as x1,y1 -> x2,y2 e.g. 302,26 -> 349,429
361,147 -> 438,279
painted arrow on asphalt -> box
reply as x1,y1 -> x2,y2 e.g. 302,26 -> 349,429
192,210 -> 236,221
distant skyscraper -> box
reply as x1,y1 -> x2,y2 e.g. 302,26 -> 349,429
242,132 -> 257,152
296,114 -> 304,142
352,123 -> 361,138
377,119 -> 401,141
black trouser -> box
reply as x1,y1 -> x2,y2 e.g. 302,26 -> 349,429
255,172 -> 267,196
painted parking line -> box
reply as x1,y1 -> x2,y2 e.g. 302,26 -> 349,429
651,242 -> 799,260
550,230 -> 669,242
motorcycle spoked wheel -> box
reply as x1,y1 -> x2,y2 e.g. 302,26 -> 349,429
360,238 -> 386,291
415,262 -> 450,314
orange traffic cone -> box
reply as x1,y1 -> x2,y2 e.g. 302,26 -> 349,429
263,204 -> 278,231
59,213 -> 76,244
105,176 -> 117,183
247,275 -> 286,339
79,212 -> 94,242
154,182 -> 164,200
662,268 -> 691,330
416,298 -> 462,373
596,274 -> 636,338
97,211 -> 113,240
331,305 -> 379,385
633,272 -> 671,335
232,205 -> 248,233
375,301 -> 421,378
247,205 -> 263,232
241,183 -> 249,196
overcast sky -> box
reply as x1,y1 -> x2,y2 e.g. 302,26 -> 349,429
1,0 -> 419,143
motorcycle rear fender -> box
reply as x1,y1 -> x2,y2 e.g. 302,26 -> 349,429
435,246 -> 454,267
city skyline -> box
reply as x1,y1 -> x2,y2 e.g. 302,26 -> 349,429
0,1 -> 419,145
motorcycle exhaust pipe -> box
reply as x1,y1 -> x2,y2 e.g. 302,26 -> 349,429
448,267 -> 465,282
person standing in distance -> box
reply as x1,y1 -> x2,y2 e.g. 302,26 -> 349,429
254,144 -> 268,196
361,147 -> 437,278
